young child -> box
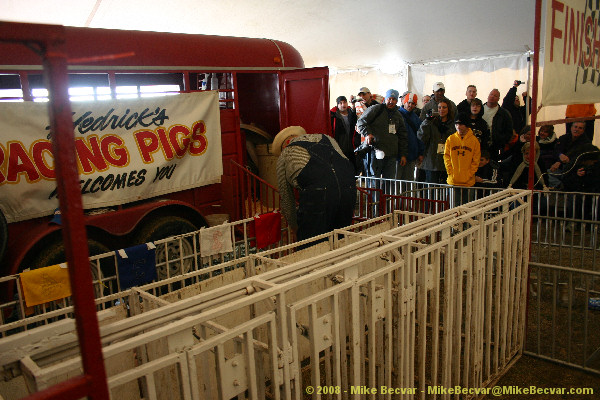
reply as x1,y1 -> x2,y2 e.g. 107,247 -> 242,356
475,149 -> 500,188
507,126 -> 548,190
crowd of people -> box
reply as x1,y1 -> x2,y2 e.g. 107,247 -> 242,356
271,82 -> 599,241
329,81 -> 600,193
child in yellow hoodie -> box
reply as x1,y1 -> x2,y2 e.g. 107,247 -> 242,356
444,113 -> 481,205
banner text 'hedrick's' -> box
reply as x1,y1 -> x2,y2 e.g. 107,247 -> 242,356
0,92 -> 222,223
543,0 -> 600,106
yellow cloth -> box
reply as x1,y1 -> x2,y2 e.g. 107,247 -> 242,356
20,264 -> 71,308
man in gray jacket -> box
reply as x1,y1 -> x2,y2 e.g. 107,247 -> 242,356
420,82 -> 458,121
357,89 -> 408,179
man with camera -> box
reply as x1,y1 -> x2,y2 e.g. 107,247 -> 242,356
356,89 -> 408,179
502,80 -> 527,135
420,82 -> 458,121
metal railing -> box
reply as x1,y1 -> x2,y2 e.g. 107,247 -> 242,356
229,159 -> 281,220
525,262 -> 600,374
0,216 -> 291,337
355,178 -> 600,375
0,190 -> 532,399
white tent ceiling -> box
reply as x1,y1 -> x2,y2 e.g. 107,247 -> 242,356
2,0 -> 540,70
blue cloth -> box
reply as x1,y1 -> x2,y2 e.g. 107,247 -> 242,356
398,106 -> 425,162
116,244 -> 157,289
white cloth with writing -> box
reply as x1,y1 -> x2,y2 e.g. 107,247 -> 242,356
200,223 -> 233,257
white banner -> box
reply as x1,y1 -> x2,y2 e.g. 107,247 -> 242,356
0,92 -> 222,223
543,0 -> 600,106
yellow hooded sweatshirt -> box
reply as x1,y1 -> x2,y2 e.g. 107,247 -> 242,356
444,128 -> 481,187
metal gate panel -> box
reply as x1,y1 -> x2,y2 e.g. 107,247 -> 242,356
0,190 -> 533,399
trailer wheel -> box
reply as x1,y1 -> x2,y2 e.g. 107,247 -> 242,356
0,210 -> 7,264
29,238 -> 114,298
133,216 -> 200,280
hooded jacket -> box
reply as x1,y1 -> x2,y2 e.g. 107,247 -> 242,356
444,128 -> 481,187
398,106 -> 425,162
466,116 -> 491,151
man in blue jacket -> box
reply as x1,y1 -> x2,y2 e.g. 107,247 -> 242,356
397,92 -> 424,180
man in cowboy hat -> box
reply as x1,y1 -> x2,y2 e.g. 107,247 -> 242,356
273,126 -> 356,241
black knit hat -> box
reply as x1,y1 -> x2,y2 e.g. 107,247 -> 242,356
455,112 -> 470,125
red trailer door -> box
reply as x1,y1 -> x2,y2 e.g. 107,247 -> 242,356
279,66 -> 330,135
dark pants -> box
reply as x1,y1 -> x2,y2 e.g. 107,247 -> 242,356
424,170 -> 448,185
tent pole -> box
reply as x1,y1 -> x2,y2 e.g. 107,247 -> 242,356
526,49 -> 531,125
528,0 -> 542,191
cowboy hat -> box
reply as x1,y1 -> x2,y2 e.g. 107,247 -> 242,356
271,126 -> 306,155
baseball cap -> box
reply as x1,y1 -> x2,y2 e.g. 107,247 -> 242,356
433,82 -> 445,92
358,87 -> 371,95
385,89 -> 399,100
403,92 -> 418,104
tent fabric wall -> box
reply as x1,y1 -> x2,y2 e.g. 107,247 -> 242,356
408,53 -> 530,112
329,67 -> 408,109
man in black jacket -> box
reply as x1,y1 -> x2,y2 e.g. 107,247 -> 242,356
502,80 -> 527,134
483,89 -> 513,160
330,96 -> 358,173
548,121 -> 595,189
457,84 -> 478,115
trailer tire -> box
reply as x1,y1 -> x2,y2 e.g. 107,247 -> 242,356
134,216 -> 200,279
0,210 -> 7,264
29,239 -> 113,297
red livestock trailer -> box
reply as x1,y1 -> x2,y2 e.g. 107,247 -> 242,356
0,23 -> 330,279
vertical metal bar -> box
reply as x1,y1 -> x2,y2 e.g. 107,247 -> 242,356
267,318 -> 281,400
382,273 -> 391,398
583,276 -> 590,368
331,293 -> 342,400
527,0 -> 542,190
245,330 -> 258,400
215,344 -> 226,400
432,249 -> 441,393
567,272 -> 573,364
145,373 -> 158,400
19,71 -> 33,101
366,281 -> 375,394
308,303 -> 320,400
416,253 -> 427,396
41,28 -> 109,400
351,283 -> 361,387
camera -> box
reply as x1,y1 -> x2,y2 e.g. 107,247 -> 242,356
426,109 -> 440,119
515,80 -> 523,85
